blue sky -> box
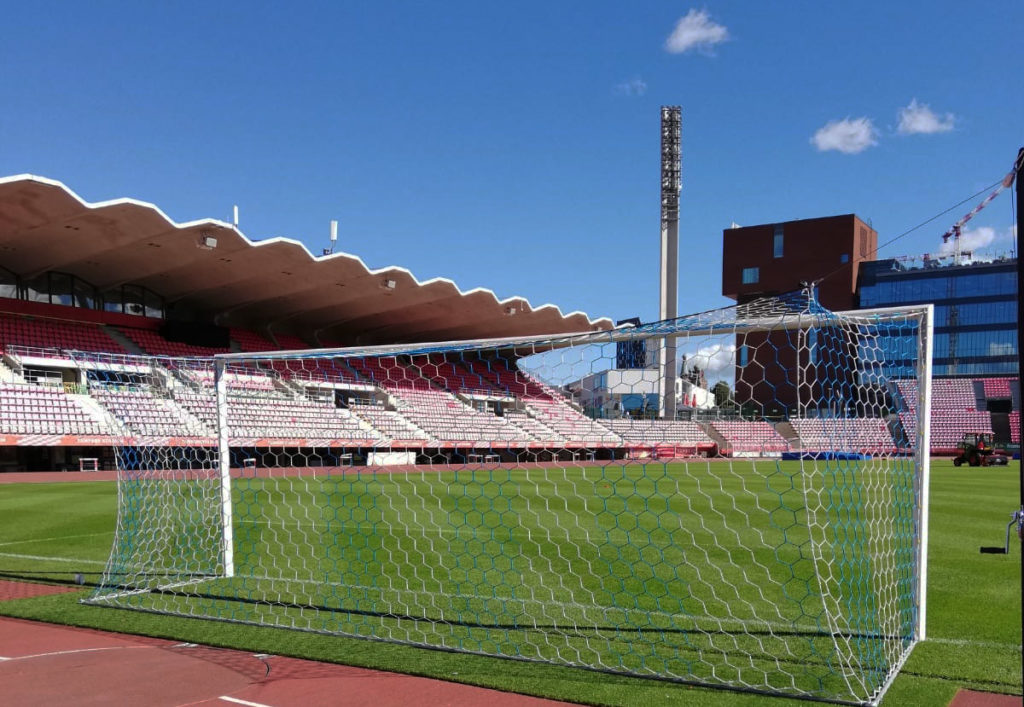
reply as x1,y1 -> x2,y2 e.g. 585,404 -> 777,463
1,2 -> 1020,326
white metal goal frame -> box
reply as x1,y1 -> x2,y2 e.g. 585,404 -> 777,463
86,293 -> 933,706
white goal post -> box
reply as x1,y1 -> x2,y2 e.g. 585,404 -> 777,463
83,292 -> 932,706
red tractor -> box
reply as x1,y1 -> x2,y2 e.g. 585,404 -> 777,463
952,432 -> 1008,467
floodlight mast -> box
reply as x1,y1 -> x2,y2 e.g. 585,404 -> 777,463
659,106 -> 681,420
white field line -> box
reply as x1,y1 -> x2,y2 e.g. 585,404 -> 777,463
928,636 -> 1021,651
219,697 -> 276,707
0,552 -> 105,565
0,531 -> 112,548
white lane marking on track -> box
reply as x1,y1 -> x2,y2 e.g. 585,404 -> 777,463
0,647 -> 130,661
0,552 -> 105,565
219,697 -> 277,707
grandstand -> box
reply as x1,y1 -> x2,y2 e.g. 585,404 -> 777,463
0,175 -> 616,470
10,314 -> 1017,463
0,174 -> 1019,472
2,302 -> 1020,468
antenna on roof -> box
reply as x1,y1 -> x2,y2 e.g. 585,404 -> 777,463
324,220 -> 338,256
232,205 -> 239,228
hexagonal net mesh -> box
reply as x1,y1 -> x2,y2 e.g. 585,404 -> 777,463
82,292 -> 932,705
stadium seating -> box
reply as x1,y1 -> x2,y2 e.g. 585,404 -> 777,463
387,387 -> 531,444
710,421 -> 790,454
12,304 -> 1016,457
230,328 -> 278,352
273,333 -> 313,351
790,417 -> 895,453
0,314 -> 125,358
349,356 -> 433,390
895,379 -> 995,451
92,387 -> 211,437
350,403 -> 430,442
118,327 -> 230,358
413,354 -> 498,395
981,378 -> 1015,400
174,389 -> 380,440
504,411 -> 562,442
526,399 -> 620,444
0,383 -> 106,435
185,368 -> 278,392
604,419 -> 710,446
462,358 -> 553,400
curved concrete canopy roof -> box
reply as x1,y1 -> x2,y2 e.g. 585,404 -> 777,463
0,175 -> 612,345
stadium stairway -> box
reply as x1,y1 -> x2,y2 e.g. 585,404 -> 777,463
701,423 -> 729,452
774,420 -> 801,450
73,394 -> 118,435
886,416 -> 911,448
970,380 -> 987,411
0,357 -> 21,384
102,326 -> 146,356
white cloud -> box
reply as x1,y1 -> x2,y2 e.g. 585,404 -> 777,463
897,99 -> 955,135
665,9 -> 729,54
810,117 -> 878,154
682,343 -> 736,381
989,341 -> 1015,357
937,225 -> 1014,258
614,77 -> 648,96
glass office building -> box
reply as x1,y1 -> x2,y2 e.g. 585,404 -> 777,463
858,256 -> 1017,377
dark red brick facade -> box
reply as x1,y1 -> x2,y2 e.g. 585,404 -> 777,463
722,214 -> 876,310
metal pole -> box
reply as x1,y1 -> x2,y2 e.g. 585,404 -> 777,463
1015,146 -> 1023,513
1014,147 -> 1023,686
916,304 -> 934,640
214,357 -> 235,578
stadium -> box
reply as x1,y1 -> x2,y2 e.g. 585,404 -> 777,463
0,91 -> 1021,707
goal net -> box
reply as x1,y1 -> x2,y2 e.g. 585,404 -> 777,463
83,291 -> 932,706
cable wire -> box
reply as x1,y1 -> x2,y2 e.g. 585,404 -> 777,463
815,178 -> 1007,289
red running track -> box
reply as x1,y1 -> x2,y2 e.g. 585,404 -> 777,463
0,584 -> 577,707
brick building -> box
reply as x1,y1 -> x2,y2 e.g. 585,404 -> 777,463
722,215 -> 878,414
722,214 -> 877,309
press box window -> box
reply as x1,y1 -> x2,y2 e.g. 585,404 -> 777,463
773,226 -> 784,258
742,267 -> 759,284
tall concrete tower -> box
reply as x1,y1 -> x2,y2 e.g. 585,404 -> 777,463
659,106 -> 681,419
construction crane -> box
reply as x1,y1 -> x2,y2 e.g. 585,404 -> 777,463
941,166 -> 1017,263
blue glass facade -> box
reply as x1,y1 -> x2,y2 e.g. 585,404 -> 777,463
858,257 -> 1017,377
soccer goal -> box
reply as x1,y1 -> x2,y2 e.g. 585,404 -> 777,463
84,291 -> 932,706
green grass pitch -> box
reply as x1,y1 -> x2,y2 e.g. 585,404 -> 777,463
0,459 -> 1020,706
